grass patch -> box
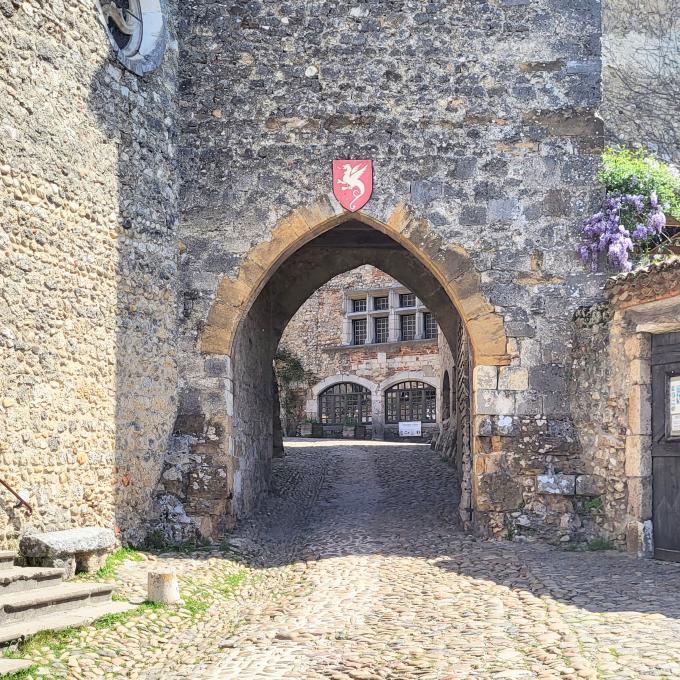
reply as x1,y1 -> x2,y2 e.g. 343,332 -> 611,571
139,530 -> 213,554
219,570 -> 247,597
2,664 -> 40,680
182,596 -> 210,616
93,600 -> 166,629
96,547 -> 144,579
3,626 -> 80,660
588,537 -> 614,551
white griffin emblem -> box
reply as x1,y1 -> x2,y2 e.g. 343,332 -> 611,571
336,163 -> 369,211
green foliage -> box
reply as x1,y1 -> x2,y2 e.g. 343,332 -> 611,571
139,531 -> 212,554
219,570 -> 247,597
274,347 -> 317,429
583,497 -> 603,514
588,537 -> 614,551
2,664 -> 39,680
93,600 -> 166,629
182,596 -> 210,616
3,626 -> 80,660
274,347 -> 313,386
598,147 -> 680,220
140,529 -> 169,551
96,547 -> 144,579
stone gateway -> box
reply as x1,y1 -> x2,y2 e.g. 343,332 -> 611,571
0,0 -> 678,558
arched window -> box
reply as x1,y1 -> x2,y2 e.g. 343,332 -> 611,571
442,371 -> 451,420
319,383 -> 372,425
385,381 -> 436,423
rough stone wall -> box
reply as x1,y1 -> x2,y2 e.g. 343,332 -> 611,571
175,0 -> 606,543
602,0 -> 679,162
570,304 -> 625,546
280,265 -> 441,386
0,1 -> 179,547
279,265 -> 444,440
570,260 -> 680,552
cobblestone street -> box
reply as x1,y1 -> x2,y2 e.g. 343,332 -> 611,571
200,441 -> 680,680
10,441 -> 680,679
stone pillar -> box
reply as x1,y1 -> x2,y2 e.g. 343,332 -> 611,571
371,386 -> 384,440
365,315 -> 375,344
388,310 -> 399,342
148,571 -> 180,604
416,311 -> 424,340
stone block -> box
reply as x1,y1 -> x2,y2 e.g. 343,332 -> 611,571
624,435 -> 652,477
626,520 -> 654,558
627,476 -> 652,521
529,364 -> 566,392
20,527 -> 116,579
474,453 -> 524,511
629,358 -> 651,385
536,474 -> 576,495
498,367 -> 528,391
474,389 -> 515,416
148,570 -> 180,604
624,333 -> 651,360
459,205 -> 487,226
575,474 -> 604,496
488,198 -> 519,222
627,384 -> 652,436
514,390 -> 542,416
473,365 -> 498,389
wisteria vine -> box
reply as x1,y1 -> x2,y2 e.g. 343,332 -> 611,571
578,192 -> 667,272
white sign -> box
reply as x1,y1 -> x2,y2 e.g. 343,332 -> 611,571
399,421 -> 422,437
671,376 -> 680,437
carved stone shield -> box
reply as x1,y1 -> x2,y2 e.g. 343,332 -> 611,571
332,160 -> 373,212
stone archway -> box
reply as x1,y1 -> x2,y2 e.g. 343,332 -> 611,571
200,199 -> 508,366
158,199 -> 515,540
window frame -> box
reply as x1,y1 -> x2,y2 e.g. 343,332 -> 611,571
352,317 -> 367,345
384,381 -> 437,424
374,316 -> 389,343
400,313 -> 416,341
423,312 -> 437,339
373,296 -> 389,311
319,382 -> 372,425
399,292 -> 416,308
351,298 -> 367,313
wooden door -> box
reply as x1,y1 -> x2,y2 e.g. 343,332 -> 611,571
652,332 -> 680,561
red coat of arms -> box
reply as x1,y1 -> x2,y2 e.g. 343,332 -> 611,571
332,160 -> 373,212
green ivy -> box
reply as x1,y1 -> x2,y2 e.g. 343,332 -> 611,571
274,347 -> 317,428
598,147 -> 680,220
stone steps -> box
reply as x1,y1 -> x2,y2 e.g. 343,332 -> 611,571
0,553 -> 134,647
0,582 -> 115,625
0,552 -> 16,571
0,601 -> 135,645
0,567 -> 64,594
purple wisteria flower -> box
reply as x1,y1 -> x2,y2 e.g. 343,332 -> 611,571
579,192 -> 667,272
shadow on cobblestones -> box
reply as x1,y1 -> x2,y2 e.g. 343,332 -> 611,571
193,440 -> 680,679
235,440 -> 680,619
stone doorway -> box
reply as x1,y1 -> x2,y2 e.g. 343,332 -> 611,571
651,331 -> 680,561
162,204 -> 512,540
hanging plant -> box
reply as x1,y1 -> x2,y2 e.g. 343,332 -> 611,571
578,147 -> 680,272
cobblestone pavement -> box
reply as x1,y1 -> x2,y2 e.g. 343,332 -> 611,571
11,441 -> 680,679
199,441 -> 680,680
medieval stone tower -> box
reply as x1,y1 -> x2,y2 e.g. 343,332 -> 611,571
1,0 -> 674,552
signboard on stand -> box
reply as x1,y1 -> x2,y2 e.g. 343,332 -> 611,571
399,421 -> 422,437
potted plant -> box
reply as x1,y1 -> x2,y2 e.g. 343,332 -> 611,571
342,417 -> 357,439
300,419 -> 322,438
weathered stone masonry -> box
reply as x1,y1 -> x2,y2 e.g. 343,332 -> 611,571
169,0 -> 608,542
571,260 -> 680,555
1,0 -> 674,553
1,1 -> 179,546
